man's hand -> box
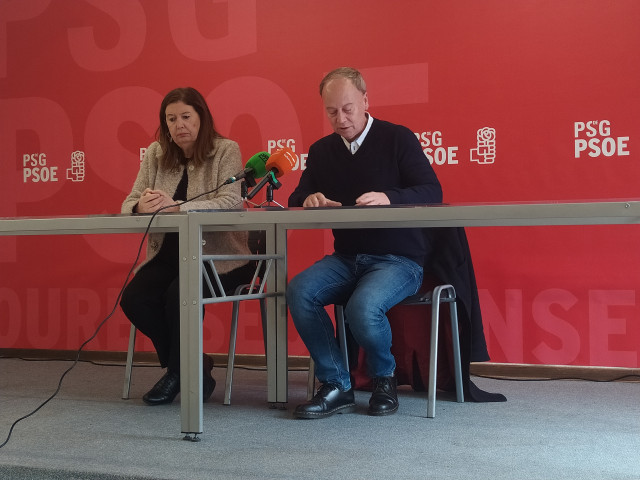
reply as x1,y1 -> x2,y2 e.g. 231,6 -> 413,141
355,191 -> 390,206
303,192 -> 342,208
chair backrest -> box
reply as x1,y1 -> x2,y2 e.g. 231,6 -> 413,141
202,229 -> 272,299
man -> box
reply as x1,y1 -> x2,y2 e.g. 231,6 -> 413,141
287,67 -> 443,418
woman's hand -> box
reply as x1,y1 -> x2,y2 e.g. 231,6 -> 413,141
137,188 -> 180,213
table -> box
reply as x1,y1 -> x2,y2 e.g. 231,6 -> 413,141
3,201 -> 639,438
186,200 -> 640,436
0,213 -> 195,429
0,211 -> 281,438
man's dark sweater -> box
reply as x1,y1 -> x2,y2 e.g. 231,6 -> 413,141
288,118 -> 442,265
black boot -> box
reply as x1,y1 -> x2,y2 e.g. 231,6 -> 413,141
143,370 -> 180,406
368,375 -> 398,416
294,383 -> 356,419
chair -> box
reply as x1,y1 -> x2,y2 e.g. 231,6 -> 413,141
307,284 -> 463,418
122,230 -> 281,405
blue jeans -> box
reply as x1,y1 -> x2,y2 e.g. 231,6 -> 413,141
286,253 -> 423,391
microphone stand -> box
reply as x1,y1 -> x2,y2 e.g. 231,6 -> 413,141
263,183 -> 284,208
246,172 -> 284,208
241,175 -> 260,208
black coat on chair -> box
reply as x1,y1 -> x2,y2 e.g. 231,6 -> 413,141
348,227 -> 506,403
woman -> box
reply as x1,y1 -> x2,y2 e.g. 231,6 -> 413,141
120,87 -> 253,405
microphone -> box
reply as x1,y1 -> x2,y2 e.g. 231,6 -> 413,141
224,151 -> 269,185
245,147 -> 298,201
265,146 -> 297,178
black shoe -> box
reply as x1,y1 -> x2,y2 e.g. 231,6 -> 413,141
203,354 -> 216,402
368,375 -> 398,416
294,383 -> 356,419
143,370 -> 180,406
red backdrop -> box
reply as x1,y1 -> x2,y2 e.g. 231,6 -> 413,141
1,0 -> 639,367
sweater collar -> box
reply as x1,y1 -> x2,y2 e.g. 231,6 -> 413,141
341,113 -> 374,154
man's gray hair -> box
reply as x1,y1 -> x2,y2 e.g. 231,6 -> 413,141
319,67 -> 367,96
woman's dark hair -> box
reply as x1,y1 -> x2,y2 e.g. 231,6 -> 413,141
156,87 -> 222,169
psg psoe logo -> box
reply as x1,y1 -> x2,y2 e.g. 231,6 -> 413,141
415,131 -> 460,165
22,153 -> 59,183
21,151 -> 86,183
574,120 -> 630,159
470,127 -> 496,165
66,151 -> 86,182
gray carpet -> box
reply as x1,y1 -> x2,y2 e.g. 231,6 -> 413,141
1,358 -> 639,480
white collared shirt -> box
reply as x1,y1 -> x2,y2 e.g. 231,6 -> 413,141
342,113 -> 374,154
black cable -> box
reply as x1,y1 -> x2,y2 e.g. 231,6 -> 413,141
0,355 -> 307,372
0,185 -> 231,450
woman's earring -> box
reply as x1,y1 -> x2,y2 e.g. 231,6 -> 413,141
167,132 -> 173,143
